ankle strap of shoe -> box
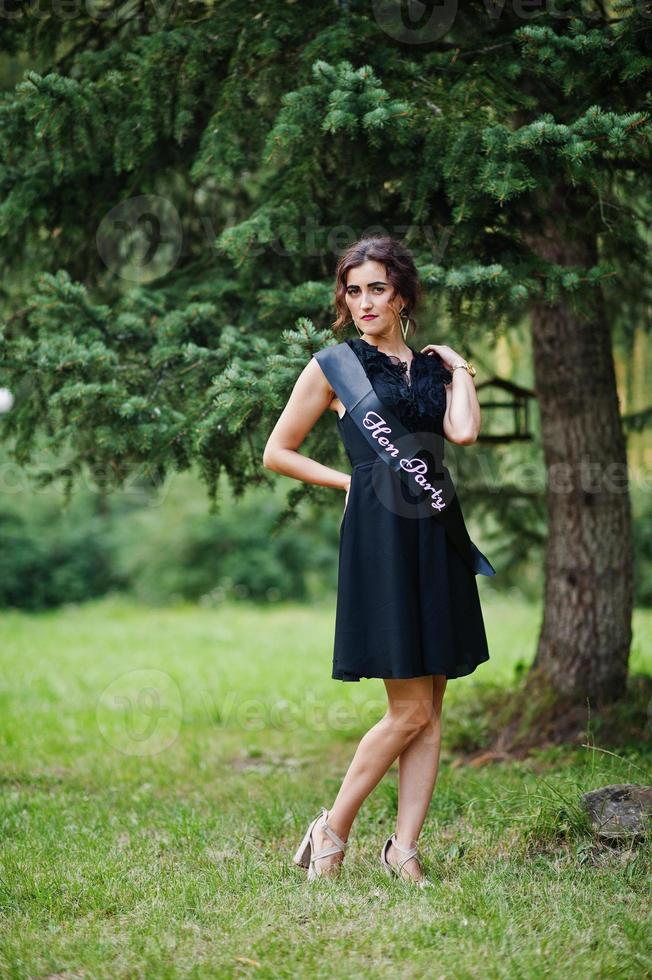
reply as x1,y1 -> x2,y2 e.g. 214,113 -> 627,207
392,834 -> 418,859
320,809 -> 348,851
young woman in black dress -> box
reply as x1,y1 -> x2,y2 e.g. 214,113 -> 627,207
263,236 -> 490,885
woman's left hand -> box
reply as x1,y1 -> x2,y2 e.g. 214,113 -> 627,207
419,343 -> 465,373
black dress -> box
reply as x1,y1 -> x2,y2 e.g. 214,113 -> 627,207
332,337 -> 491,682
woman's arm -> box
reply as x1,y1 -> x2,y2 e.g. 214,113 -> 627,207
262,357 -> 351,493
442,370 -> 480,445
419,343 -> 480,445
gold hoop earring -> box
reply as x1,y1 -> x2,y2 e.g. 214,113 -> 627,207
399,307 -> 410,342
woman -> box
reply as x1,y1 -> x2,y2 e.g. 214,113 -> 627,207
262,236 -> 493,886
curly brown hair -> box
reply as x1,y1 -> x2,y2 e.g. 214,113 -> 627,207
332,236 -> 422,336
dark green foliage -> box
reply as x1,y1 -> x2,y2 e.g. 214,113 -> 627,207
0,426 -> 342,610
0,496 -> 124,609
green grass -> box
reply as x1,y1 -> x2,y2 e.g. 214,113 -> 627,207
1,594 -> 651,979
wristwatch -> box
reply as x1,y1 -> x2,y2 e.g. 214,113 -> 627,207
452,360 -> 477,378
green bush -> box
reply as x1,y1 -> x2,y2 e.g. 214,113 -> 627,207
0,466 -> 341,609
116,491 -> 339,605
0,504 -> 125,609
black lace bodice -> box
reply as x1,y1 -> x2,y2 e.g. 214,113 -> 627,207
345,337 -> 452,432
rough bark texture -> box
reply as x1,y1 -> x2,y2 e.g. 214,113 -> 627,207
524,198 -> 634,702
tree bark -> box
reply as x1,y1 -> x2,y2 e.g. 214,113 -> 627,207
523,196 -> 634,702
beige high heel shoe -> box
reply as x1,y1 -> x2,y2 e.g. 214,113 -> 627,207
292,806 -> 348,882
380,833 -> 433,888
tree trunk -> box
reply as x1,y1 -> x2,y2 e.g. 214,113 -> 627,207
524,200 -> 634,703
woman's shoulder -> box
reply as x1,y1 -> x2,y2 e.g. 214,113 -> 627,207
412,346 -> 453,385
409,346 -> 452,420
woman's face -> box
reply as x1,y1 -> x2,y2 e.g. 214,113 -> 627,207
344,259 -> 405,339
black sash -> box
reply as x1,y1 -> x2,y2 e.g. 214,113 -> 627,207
314,342 -> 496,578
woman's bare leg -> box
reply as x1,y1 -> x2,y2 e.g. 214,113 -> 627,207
386,674 -> 447,880
308,676 -> 436,874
